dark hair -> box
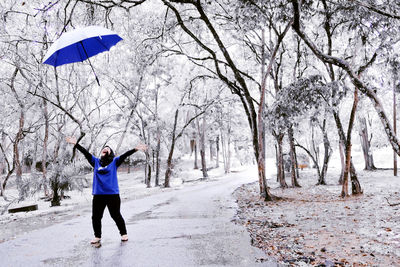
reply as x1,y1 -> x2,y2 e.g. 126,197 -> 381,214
100,146 -> 115,167
102,145 -> 115,158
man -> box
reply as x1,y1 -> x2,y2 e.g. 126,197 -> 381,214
66,136 -> 147,244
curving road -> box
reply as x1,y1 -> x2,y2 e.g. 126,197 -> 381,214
0,171 -> 276,267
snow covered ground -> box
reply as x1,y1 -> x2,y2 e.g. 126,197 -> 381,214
234,147 -> 400,266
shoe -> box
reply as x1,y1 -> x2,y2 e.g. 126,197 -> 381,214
90,237 -> 101,244
121,234 -> 128,242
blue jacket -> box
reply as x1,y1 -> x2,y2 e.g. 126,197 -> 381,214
75,144 -> 137,195
92,156 -> 120,195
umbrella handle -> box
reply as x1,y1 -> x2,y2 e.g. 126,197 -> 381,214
93,72 -> 100,86
80,41 -> 101,86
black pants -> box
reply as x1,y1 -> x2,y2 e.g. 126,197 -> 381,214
92,194 -> 127,238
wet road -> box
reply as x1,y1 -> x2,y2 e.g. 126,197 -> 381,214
0,171 -> 275,266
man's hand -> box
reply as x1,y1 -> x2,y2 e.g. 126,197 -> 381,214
65,136 -> 77,145
135,143 -> 148,152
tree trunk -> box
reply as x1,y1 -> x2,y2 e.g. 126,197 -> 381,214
0,134 -> 12,197
306,124 -> 323,183
394,72 -> 398,176
14,110 -> 24,200
152,150 -> 155,170
50,174 -> 61,207
338,140 -> 345,185
190,138 -> 195,156
155,131 -> 161,187
0,136 -> 4,175
341,87 -> 361,197
200,149 -> 207,178
0,171 -> 13,198
220,133 -> 226,172
31,134 -> 38,174
220,130 -> 231,174
333,111 -> 360,187
274,144 -> 279,182
350,163 -> 362,194
215,135 -> 220,168
288,126 -> 301,187
209,139 -> 213,162
42,98 -> 49,196
199,115 -> 208,178
258,29 -> 274,200
294,145 -> 300,181
342,148 -> 351,197
145,153 -> 151,187
7,68 -> 25,200
146,161 -> 151,188
145,130 -> 151,188
164,109 -> 179,187
319,118 -> 332,185
359,116 -> 376,170
310,124 -> 320,169
276,133 -> 288,188
193,138 -> 198,169
155,85 -> 161,186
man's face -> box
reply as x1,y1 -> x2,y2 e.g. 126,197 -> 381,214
101,147 -> 111,157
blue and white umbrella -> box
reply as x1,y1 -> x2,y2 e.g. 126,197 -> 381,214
43,26 -> 123,85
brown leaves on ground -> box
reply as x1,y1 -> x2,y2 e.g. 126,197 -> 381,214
233,169 -> 400,266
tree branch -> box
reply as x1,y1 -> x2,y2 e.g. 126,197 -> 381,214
353,0 -> 400,20
290,0 -> 400,156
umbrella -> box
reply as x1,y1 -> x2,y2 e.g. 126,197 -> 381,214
43,26 -> 123,85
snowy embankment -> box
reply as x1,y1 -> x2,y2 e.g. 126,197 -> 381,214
234,160 -> 400,266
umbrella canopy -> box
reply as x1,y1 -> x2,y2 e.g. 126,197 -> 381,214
43,26 -> 122,86
43,26 -> 122,67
